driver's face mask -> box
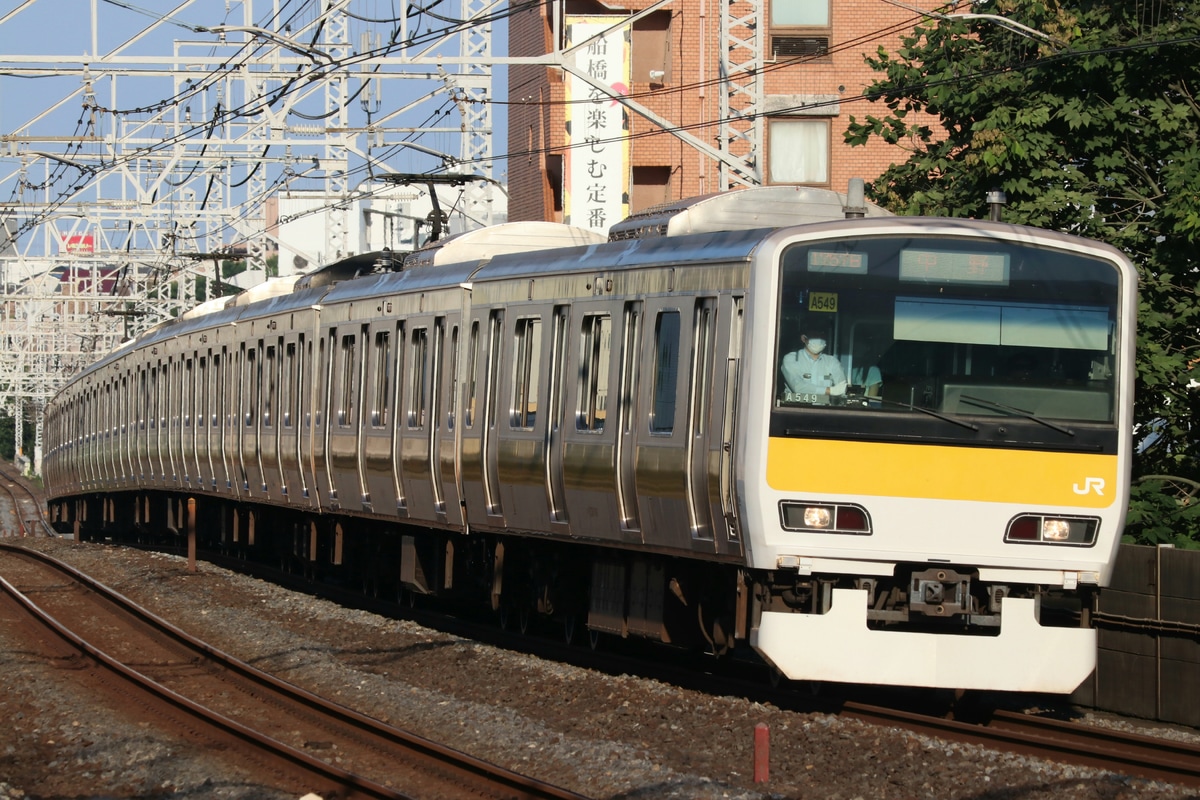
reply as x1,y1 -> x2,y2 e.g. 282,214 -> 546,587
806,338 -> 826,355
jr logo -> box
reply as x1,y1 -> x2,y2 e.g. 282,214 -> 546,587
1072,477 -> 1106,496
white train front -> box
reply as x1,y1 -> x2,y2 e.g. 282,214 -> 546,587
43,186 -> 1137,693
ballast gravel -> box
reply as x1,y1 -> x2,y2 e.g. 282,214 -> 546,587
0,536 -> 1197,800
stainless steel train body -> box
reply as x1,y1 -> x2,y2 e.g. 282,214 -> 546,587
42,187 -> 1137,692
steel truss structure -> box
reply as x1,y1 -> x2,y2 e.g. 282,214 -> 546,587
0,0 -> 777,474
0,0 -> 498,471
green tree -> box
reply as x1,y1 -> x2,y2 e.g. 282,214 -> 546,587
846,0 -> 1200,545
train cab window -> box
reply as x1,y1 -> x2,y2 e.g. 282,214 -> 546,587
650,310 -> 681,434
774,236 -> 1122,431
511,317 -> 542,429
371,330 -> 392,428
577,314 -> 611,432
409,327 -> 429,428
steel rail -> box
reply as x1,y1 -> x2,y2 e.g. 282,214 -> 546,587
0,542 -> 593,800
840,701 -> 1200,788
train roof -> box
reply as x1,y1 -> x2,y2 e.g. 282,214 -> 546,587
402,222 -> 607,269
606,185 -> 890,240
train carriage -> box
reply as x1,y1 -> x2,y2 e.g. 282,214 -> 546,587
42,185 -> 1137,692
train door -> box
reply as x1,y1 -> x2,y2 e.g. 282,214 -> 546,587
328,325 -> 368,511
135,366 -> 148,482
635,304 -> 690,550
714,295 -> 744,555
156,362 -> 168,489
390,321 -> 408,514
213,346 -> 232,493
362,321 -> 399,513
481,310 -> 504,521
458,317 -> 487,526
166,356 -> 179,487
150,360 -> 163,486
399,318 -> 438,521
239,341 -> 266,495
297,333 -> 321,507
561,306 -> 624,539
685,298 -> 718,541
498,311 -> 549,533
614,301 -> 644,537
119,372 -> 130,486
278,337 -> 301,501
544,306 -> 570,527
177,356 -> 188,487
194,355 -> 208,489
435,315 -> 463,525
260,338 -> 284,499
96,383 -> 107,487
309,329 -> 336,508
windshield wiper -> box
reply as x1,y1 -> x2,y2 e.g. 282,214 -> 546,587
959,394 -> 1076,437
872,397 -> 979,431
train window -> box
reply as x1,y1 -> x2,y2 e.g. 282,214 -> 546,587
184,358 -> 193,428
447,324 -> 459,431
244,346 -> 258,427
511,317 -> 542,429
212,352 -> 222,427
651,310 -> 681,434
409,327 -> 429,428
316,333 -> 330,429
464,321 -> 479,428
197,358 -> 206,428
372,330 -> 392,428
264,345 -> 277,428
577,314 -> 611,432
337,333 -> 356,427
282,344 -> 295,429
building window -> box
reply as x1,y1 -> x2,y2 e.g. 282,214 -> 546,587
767,118 -> 830,185
769,0 -> 830,60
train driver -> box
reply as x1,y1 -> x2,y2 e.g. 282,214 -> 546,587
779,321 -> 848,404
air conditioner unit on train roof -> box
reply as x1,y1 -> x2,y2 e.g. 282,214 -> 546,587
606,184 -> 891,241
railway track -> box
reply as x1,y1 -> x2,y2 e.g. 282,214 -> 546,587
838,701 -> 1200,788
0,542 -> 590,800
153,536 -> 1200,791
0,464 -> 52,538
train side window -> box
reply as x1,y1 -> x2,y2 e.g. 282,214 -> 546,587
196,358 -> 206,428
447,324 -> 459,431
337,333 -> 356,427
511,317 -> 542,429
263,344 -> 276,428
464,321 -> 480,428
282,344 -> 295,429
372,330 -> 392,428
409,327 -> 429,428
651,310 -> 681,434
244,345 -> 259,427
211,352 -> 222,427
184,358 -> 193,428
577,314 -> 611,432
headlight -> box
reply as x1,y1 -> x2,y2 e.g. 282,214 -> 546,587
1005,514 -> 1099,546
780,501 -> 871,535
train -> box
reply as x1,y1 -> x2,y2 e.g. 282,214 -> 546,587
42,184 -> 1137,693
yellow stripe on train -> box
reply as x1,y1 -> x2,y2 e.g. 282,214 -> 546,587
766,437 -> 1118,508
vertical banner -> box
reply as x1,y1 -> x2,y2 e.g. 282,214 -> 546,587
564,17 -> 630,235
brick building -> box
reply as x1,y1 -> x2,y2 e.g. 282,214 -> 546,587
507,0 -> 937,229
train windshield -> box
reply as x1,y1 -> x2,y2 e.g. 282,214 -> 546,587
773,235 -> 1122,433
